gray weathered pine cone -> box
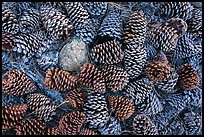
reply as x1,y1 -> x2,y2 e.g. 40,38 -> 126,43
64,2 -> 90,28
2,104 -> 28,131
2,32 -> 15,51
160,2 -> 193,21
44,67 -> 78,92
2,7 -> 19,34
2,69 -> 37,96
83,91 -> 109,129
91,40 -> 124,65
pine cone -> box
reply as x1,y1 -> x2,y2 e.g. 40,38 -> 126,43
177,64 -> 199,90
100,65 -> 129,92
15,119 -> 47,135
2,69 -> 37,96
2,8 -> 19,34
160,2 -> 193,21
108,96 -> 135,121
47,126 -> 60,135
122,10 -> 146,46
82,2 -> 107,17
80,128 -> 99,135
83,91 -> 109,128
91,40 -> 124,65
13,33 -> 43,57
165,118 -> 185,135
183,87 -> 202,107
65,87 -> 87,109
2,32 -> 14,51
58,111 -> 85,135
98,10 -> 123,40
26,93 -> 57,121
2,104 -> 27,131
124,43 -> 147,78
44,67 -> 78,92
144,51 -> 171,82
78,63 -> 106,93
46,2 -> 67,15
133,114 -> 158,135
64,2 -> 90,28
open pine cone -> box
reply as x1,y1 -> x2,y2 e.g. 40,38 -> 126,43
2,69 -> 37,96
2,32 -> 14,51
108,96 -> 135,121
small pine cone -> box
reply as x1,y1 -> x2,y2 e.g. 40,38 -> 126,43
83,91 -> 109,128
177,64 -> 199,90
2,69 -> 37,96
122,10 -> 146,46
183,87 -> 202,107
98,10 -> 123,40
64,2 -> 90,28
78,63 -> 106,93
44,67 -> 78,92
2,104 -> 27,131
83,2 -> 107,17
100,65 -> 129,92
133,114 -> 158,135
160,2 -> 193,21
47,126 -> 60,135
58,111 -> 86,135
108,96 -> 135,121
2,8 -> 19,34
187,9 -> 202,37
40,5 -> 74,41
124,44 -> 147,78
156,68 -> 179,93
15,119 -> 47,135
2,32 -> 14,51
91,40 -> 124,65
13,33 -> 43,57
98,117 -> 122,135
182,111 -> 202,135
80,128 -> 99,135
65,87 -> 87,109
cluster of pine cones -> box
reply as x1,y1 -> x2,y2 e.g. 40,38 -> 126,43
2,2 -> 202,135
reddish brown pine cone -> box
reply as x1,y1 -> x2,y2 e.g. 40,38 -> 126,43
2,32 -> 14,51
15,119 -> 47,135
78,63 -> 106,93
44,67 -> 78,92
100,65 -> 129,92
58,111 -> 86,135
65,87 -> 87,109
133,114 -> 158,135
177,64 -> 199,90
80,128 -> 99,135
2,69 -> 37,96
47,126 -> 60,135
2,104 -> 27,131
108,96 -> 135,121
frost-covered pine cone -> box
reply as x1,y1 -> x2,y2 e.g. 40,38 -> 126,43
58,111 -> 86,135
108,96 -> 135,121
124,43 -> 147,78
26,93 -> 57,121
19,8 -> 41,34
78,63 -> 106,93
91,40 -> 124,65
40,4 -> 74,41
98,10 -> 123,40
2,104 -> 27,131
122,10 -> 146,46
83,91 -> 109,128
183,87 -> 202,107
133,114 -> 158,135
64,2 -> 90,28
80,128 -> 99,135
2,7 -> 19,34
177,64 -> 199,90
100,65 -> 129,92
2,32 -> 15,51
15,119 -> 47,135
160,2 -> 193,21
44,67 -> 78,92
2,69 -> 37,96
82,2 -> 107,17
